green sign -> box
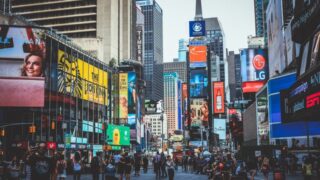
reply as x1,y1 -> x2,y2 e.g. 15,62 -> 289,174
106,125 -> 130,146
111,146 -> 121,150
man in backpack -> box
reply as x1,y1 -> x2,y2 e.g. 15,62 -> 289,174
29,148 -> 51,180
153,152 -> 161,179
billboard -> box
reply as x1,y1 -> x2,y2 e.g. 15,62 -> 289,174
268,73 -> 320,138
214,118 -> 226,140
190,69 -> 208,98
136,26 -> 143,63
256,87 -> 269,145
189,21 -> 206,37
240,48 -> 268,93
281,65 -> 320,122
0,25 -> 46,107
57,50 -> 108,105
213,82 -> 225,114
128,72 -> 137,125
144,100 -> 157,114
119,73 -> 128,119
106,125 -> 130,146
190,98 -> 208,127
189,45 -> 207,68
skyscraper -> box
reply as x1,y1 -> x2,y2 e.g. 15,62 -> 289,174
254,0 -> 269,45
178,39 -> 188,61
227,51 -> 242,102
163,61 -> 187,83
136,0 -> 163,101
205,17 -> 225,81
10,0 -> 136,65
163,72 -> 180,134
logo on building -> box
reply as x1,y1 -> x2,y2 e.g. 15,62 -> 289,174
252,55 -> 266,70
192,22 -> 202,32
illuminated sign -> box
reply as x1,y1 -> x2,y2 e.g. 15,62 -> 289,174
213,82 -> 225,114
119,73 -> 128,119
242,81 -> 265,93
57,50 -> 108,105
189,21 -> 206,37
189,46 -> 207,68
106,125 -> 130,146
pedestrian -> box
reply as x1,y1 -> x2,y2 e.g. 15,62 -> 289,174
153,152 -> 161,179
118,154 -> 126,180
8,156 -> 20,180
0,154 -> 7,180
183,156 -> 188,172
166,155 -> 175,180
134,152 -> 141,176
188,156 -> 193,172
302,157 -> 313,180
246,158 -> 257,180
29,148 -> 51,180
161,152 -> 167,177
114,152 -> 122,173
143,155 -> 149,173
72,152 -> 82,180
105,160 -> 117,180
56,153 -> 67,180
261,157 -> 270,180
91,153 -> 101,180
124,153 -> 132,180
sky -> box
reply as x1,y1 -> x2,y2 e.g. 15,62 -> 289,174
156,0 -> 256,62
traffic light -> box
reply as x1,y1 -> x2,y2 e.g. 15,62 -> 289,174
51,121 -> 55,130
0,129 -> 5,137
29,125 -> 36,133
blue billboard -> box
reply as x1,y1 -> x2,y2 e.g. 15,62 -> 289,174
268,73 -> 320,138
190,69 -> 208,98
189,21 -> 206,37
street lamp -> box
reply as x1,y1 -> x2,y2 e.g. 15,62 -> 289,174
160,112 -> 164,153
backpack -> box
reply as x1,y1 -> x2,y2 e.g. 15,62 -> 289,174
73,162 -> 81,171
35,160 -> 49,175
57,161 -> 65,174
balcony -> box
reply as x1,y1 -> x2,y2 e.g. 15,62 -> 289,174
14,5 -> 97,15
29,13 -> 96,22
12,0 -> 82,8
43,20 -> 96,28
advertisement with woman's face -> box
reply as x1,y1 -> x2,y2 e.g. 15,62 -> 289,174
0,25 -> 46,107
0,25 -> 46,77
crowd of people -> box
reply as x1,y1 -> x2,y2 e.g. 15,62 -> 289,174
0,146 -> 320,180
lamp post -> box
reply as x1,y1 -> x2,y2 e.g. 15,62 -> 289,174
160,112 -> 164,153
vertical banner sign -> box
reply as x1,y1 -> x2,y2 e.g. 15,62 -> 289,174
119,73 -> 128,119
182,83 -> 188,126
136,26 -> 143,63
213,82 -> 225,114
128,72 -> 137,126
178,81 -> 182,130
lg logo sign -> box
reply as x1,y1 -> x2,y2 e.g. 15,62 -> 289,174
252,55 -> 266,80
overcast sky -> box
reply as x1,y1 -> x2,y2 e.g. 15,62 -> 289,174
156,0 -> 256,62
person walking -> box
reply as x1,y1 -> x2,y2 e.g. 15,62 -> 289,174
160,152 -> 167,177
124,153 -> 132,180
302,157 -> 313,180
261,157 -> 270,180
134,152 -> 141,176
72,152 -> 82,180
166,155 -> 175,180
56,153 -> 67,180
91,154 -> 101,180
153,152 -> 161,179
105,160 -> 117,180
143,155 -> 149,173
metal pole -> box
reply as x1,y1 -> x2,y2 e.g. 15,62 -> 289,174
306,121 -> 310,156
201,126 -> 203,148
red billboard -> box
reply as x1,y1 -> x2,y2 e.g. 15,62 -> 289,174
242,81 -> 265,93
213,82 -> 225,114
189,45 -> 207,68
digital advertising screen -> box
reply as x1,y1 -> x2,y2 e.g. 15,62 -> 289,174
213,118 -> 226,140
106,125 -> 130,146
178,81 -> 182,130
190,69 -> 208,98
190,98 -> 209,127
128,72 -> 136,125
189,20 -> 206,37
240,48 -> 268,93
213,82 -> 225,114
0,25 -> 46,107
189,45 -> 207,68
256,87 -> 269,145
119,73 -> 128,119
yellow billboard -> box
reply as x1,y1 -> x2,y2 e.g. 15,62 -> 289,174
57,50 -> 108,105
119,73 -> 128,119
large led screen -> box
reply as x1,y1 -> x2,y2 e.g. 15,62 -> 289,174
189,45 -> 207,68
213,82 -> 225,114
0,25 -> 46,107
256,87 -> 269,145
106,125 -> 130,146
119,73 -> 128,120
214,118 -> 226,140
190,69 -> 208,98
190,98 -> 209,127
128,72 -> 137,125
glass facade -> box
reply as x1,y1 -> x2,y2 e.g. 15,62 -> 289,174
0,29 -> 111,158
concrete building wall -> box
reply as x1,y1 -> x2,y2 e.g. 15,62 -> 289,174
243,101 -> 257,146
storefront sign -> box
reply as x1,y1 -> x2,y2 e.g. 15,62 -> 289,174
282,65 -> 320,122
46,142 -> 56,150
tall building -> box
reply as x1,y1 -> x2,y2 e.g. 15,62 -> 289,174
136,0 -> 163,101
178,39 -> 188,61
0,0 -> 11,13
205,17 -> 226,81
163,61 -> 187,83
254,0 -> 269,46
10,0 -> 136,65
227,51 -> 242,102
153,63 -> 164,101
163,72 -> 180,134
